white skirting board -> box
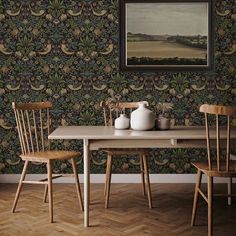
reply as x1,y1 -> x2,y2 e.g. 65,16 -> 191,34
0,174 -> 235,184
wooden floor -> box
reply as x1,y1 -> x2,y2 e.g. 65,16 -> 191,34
0,183 -> 236,236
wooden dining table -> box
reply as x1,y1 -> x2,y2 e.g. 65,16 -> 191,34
48,125 -> 236,227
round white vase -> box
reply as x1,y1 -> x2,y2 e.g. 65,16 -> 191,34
130,102 -> 155,131
114,114 -> 130,130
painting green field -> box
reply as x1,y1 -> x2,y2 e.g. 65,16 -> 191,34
127,41 -> 207,59
126,33 -> 208,65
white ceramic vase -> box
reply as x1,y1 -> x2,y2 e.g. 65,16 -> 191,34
114,114 -> 130,130
130,102 -> 155,131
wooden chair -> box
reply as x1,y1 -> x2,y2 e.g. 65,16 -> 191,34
100,100 -> 152,209
191,104 -> 236,236
11,101 -> 83,223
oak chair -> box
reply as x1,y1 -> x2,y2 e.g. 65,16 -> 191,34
11,101 -> 83,223
100,100 -> 152,209
191,104 -> 236,236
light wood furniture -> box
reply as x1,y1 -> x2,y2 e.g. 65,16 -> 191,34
191,104 -> 236,236
12,102 -> 83,223
48,125 -> 236,227
100,101 -> 152,208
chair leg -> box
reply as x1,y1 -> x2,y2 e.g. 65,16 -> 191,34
140,154 -> 146,196
47,160 -> 53,223
191,169 -> 202,226
142,155 -> 152,208
207,176 -> 213,236
43,184 -> 48,203
12,160 -> 29,213
105,154 -> 112,209
228,177 -> 232,206
71,158 -> 84,211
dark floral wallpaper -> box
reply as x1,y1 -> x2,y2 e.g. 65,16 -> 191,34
0,0 -> 235,174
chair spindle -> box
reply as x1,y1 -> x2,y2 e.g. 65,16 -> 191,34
216,114 -> 220,171
26,110 -> 34,153
33,110 -> 39,152
226,116 -> 231,171
205,113 -> 212,170
39,109 -> 45,151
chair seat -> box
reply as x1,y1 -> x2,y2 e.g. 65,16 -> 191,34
192,161 -> 236,177
101,148 -> 150,155
20,150 -> 80,162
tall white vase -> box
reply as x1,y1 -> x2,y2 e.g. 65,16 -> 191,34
130,102 -> 155,131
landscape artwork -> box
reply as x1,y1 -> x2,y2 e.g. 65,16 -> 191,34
121,1 -> 212,70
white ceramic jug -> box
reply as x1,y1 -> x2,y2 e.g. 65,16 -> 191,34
130,102 -> 155,131
114,114 -> 130,130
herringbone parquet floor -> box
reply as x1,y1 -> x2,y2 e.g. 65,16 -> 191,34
0,183 -> 236,236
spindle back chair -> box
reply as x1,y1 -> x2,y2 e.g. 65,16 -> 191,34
13,102 -> 52,156
191,104 -> 236,236
199,104 -> 236,173
12,102 -> 83,223
100,100 -> 152,209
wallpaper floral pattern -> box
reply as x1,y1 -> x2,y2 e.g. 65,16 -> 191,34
0,0 -> 235,174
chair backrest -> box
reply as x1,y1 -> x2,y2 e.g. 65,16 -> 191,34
200,104 -> 236,172
100,101 -> 149,126
12,102 -> 52,155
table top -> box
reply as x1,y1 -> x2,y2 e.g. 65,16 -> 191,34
48,126 -> 236,140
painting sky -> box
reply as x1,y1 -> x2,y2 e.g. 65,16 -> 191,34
126,3 -> 208,36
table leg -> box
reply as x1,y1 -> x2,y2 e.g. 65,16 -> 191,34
84,139 -> 90,227
228,177 -> 232,206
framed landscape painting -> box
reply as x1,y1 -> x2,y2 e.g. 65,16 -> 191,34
120,0 -> 213,71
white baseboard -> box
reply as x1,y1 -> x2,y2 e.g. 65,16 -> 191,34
0,174 -> 235,184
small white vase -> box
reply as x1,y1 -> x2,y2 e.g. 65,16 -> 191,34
114,114 -> 130,130
156,117 -> 171,130
130,102 -> 155,131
